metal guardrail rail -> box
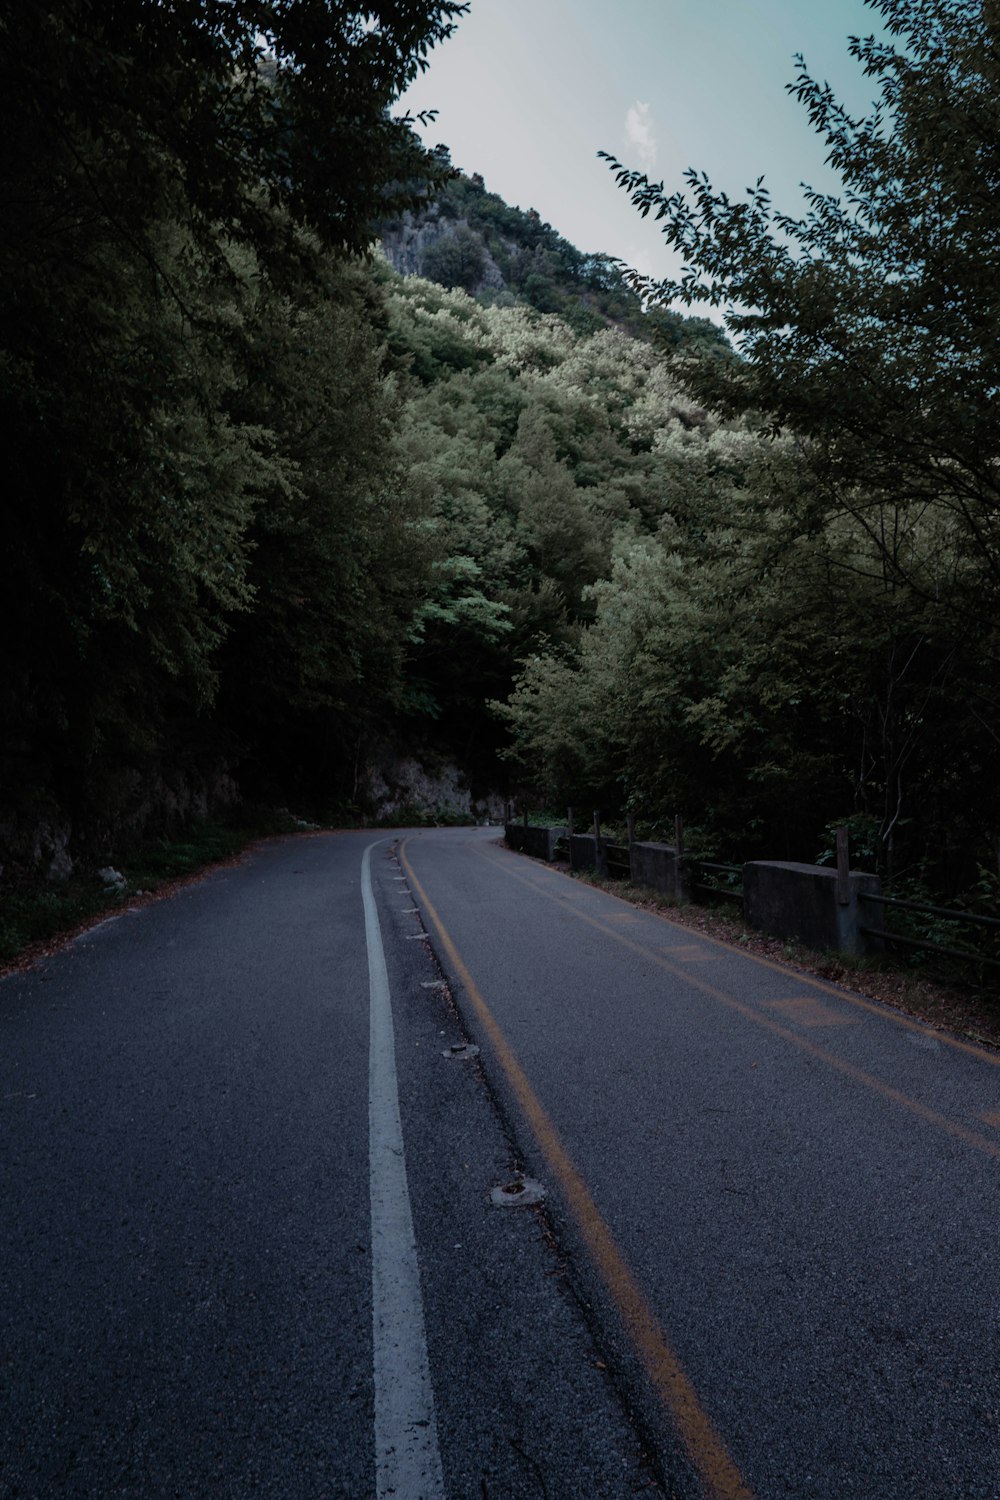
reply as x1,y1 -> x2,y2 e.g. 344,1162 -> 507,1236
857,926 -> 1000,970
691,859 -> 744,903
859,891 -> 1000,931
511,806 -> 1000,973
858,889 -> 1000,969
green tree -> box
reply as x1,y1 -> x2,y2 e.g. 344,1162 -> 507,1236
0,1 -> 467,842
421,226 -> 488,292
218,251 -> 426,795
1,3 -> 467,270
601,0 -> 1000,623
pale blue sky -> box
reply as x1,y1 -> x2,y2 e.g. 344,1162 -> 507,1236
399,0 -> 888,291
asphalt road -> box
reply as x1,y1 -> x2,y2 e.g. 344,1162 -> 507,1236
2,825 -> 999,1499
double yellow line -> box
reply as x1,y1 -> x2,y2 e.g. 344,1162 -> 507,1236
400,841 -> 755,1500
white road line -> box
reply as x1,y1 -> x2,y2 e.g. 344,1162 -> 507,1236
362,842 -> 445,1500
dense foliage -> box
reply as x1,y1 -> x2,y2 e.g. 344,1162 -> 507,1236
380,169 -> 731,350
376,267 -> 730,784
0,1 -> 464,847
502,0 -> 1000,901
4,0 -> 998,923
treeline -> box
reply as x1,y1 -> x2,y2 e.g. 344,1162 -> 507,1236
1,2 -> 466,862
381,168 -> 729,351
503,0 -> 1000,907
5,0 -> 998,921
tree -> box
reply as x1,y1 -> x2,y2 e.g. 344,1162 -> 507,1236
217,251 -> 426,795
499,442 -> 1000,876
1,4 -> 468,270
0,1 -> 468,843
421,226 -> 488,292
601,0 -> 1000,625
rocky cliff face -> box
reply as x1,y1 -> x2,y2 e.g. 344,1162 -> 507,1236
378,208 -> 507,295
1,763 -> 240,883
362,746 -> 504,825
377,206 -> 446,276
355,741 -> 503,828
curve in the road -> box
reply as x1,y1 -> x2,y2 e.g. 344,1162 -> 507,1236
400,839 -> 756,1500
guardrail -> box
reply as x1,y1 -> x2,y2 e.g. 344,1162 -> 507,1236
691,860 -> 744,905
503,803 -> 999,972
858,891 -> 1000,971
604,841 -> 632,879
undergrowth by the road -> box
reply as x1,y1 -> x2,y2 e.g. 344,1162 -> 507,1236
568,869 -> 1000,1053
0,807 -> 310,970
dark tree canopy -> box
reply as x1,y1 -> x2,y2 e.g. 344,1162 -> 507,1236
2,3 -> 467,266
0,0 -> 466,836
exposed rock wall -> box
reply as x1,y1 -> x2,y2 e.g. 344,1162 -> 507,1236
0,762 -> 239,883
378,211 -> 507,294
2,741 -> 502,880
363,749 -> 503,825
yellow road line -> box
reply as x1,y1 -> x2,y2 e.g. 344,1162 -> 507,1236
399,841 -> 755,1500
484,842 -> 1000,1070
764,997 -> 858,1028
474,844 -> 1000,1164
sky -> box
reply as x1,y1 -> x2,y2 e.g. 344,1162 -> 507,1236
398,0 -> 889,295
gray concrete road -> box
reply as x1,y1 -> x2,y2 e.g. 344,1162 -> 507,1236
2,824 -> 999,1499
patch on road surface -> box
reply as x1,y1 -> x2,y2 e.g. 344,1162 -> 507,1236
491,1177 -> 546,1208
442,1042 -> 480,1060
765,996 -> 857,1028
661,943 -> 715,962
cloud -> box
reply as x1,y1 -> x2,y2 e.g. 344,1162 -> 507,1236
624,101 -> 657,171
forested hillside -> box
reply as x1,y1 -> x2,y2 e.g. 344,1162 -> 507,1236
3,0 -> 998,928
373,261 -> 734,789
0,0 -> 728,881
378,167 -> 728,352
0,2 -> 462,876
